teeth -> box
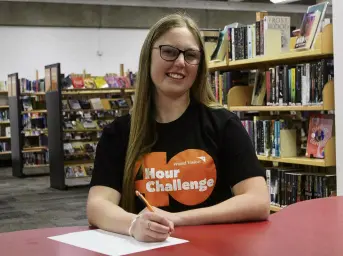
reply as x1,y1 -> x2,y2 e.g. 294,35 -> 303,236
167,73 -> 184,79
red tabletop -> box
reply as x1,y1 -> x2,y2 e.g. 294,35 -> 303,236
1,196 -> 343,256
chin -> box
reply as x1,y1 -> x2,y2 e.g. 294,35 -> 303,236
158,86 -> 190,99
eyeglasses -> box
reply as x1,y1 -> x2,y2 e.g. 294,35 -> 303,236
153,45 -> 201,65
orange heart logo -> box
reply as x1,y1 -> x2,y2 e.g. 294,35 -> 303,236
135,149 -> 217,207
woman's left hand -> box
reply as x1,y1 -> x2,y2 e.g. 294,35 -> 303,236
139,207 -> 183,226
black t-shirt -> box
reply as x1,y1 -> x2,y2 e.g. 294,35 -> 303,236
90,98 -> 265,214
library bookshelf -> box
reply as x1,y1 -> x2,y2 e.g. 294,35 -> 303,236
7,73 -> 49,177
0,88 -> 10,159
209,24 -> 333,72
45,63 -> 135,190
208,23 -> 336,213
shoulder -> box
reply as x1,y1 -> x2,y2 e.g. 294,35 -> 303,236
99,114 -> 131,149
197,103 -> 241,132
103,113 -> 131,136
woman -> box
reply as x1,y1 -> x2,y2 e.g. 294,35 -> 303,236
87,13 -> 270,243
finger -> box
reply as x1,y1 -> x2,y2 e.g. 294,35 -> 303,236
147,221 -> 170,234
145,228 -> 169,242
144,212 -> 171,227
168,220 -> 175,233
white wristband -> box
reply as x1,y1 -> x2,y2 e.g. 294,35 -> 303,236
128,215 -> 140,237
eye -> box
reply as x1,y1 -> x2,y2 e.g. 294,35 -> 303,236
161,46 -> 178,57
186,51 -> 200,59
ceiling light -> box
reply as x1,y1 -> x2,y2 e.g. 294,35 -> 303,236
270,0 -> 301,3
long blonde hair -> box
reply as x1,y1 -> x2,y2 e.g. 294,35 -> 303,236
121,12 -> 222,213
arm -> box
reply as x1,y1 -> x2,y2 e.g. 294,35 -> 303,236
87,119 -> 174,241
87,185 -> 174,242
174,176 -> 270,226
87,186 -> 136,235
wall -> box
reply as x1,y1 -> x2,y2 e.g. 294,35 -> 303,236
0,2 -> 305,29
0,27 -> 149,80
332,0 -> 342,195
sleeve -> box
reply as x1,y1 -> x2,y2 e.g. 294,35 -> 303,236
89,121 -> 127,193
220,115 -> 266,188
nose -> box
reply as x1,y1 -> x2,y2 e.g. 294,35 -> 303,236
174,52 -> 186,67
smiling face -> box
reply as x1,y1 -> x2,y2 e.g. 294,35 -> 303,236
150,27 -> 200,98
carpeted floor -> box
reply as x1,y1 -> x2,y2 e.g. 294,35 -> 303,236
0,167 -> 89,233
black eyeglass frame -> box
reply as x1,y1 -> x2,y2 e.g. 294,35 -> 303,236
152,44 -> 202,65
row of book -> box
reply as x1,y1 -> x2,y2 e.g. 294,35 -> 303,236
241,114 -> 334,159
22,128 -> 47,137
266,167 -> 336,207
22,113 -> 47,131
63,98 -> 130,111
228,16 -> 291,61
63,131 -> 102,142
208,70 -> 250,106
62,72 -> 136,90
23,135 -> 48,149
22,97 -> 46,111
65,165 -> 93,178
23,152 -> 49,166
209,3 -> 330,62
0,110 -> 9,122
260,59 -> 334,106
0,81 -> 8,91
63,119 -> 113,131
64,142 -> 98,156
0,125 -> 10,137
20,78 -> 46,93
0,142 -> 10,152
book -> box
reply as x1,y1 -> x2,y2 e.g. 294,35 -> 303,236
306,114 -> 334,159
294,2 -> 329,50
263,16 -> 291,53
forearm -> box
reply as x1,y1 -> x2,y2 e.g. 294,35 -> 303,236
176,194 -> 270,226
87,198 -> 137,235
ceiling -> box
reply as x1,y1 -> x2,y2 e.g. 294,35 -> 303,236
229,0 -> 319,3
213,0 -> 320,4
0,0 -> 331,14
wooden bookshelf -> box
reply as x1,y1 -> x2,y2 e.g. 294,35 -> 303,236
258,155 -> 331,167
209,24 -> 333,72
24,164 -> 49,168
257,137 -> 335,167
62,88 -> 135,95
227,81 -> 335,112
227,81 -> 334,111
22,146 -> 48,153
0,87 -> 10,160
209,49 -> 332,72
21,110 -> 48,114
0,151 -> 11,155
21,92 -> 45,96
208,21 -> 336,211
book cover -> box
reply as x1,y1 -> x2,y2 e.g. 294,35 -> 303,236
263,16 -> 291,53
294,2 -> 328,50
306,114 -> 334,159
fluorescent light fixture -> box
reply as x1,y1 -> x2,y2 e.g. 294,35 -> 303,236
270,0 -> 301,3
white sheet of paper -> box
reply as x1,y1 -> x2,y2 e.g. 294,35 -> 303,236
48,229 -> 189,256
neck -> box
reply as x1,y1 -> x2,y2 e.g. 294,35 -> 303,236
154,91 -> 190,123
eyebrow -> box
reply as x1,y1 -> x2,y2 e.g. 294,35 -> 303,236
161,44 -> 200,51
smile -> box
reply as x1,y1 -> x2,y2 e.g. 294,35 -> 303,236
166,73 -> 185,79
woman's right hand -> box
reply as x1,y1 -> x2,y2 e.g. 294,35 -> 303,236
130,212 -> 174,242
